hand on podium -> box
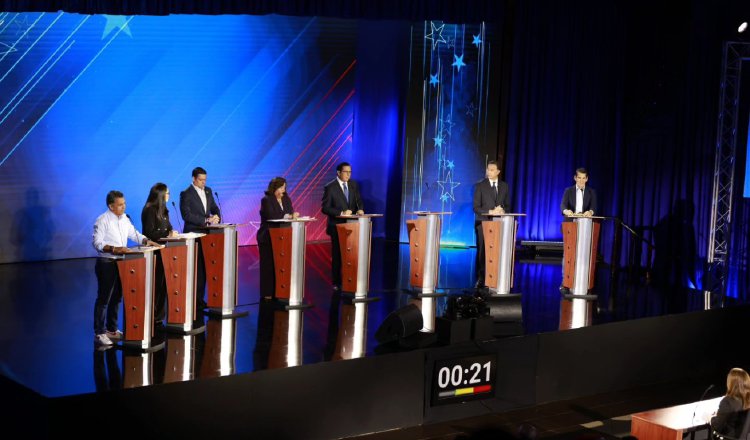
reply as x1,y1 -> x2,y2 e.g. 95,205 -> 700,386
356,210 -> 364,215
145,240 -> 164,248
207,214 -> 220,225
490,206 -> 505,215
583,210 -> 594,217
112,246 -> 129,255
563,209 -> 574,217
169,230 -> 179,237
342,209 -> 353,216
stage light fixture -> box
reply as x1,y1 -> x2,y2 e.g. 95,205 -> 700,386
739,22 -> 748,33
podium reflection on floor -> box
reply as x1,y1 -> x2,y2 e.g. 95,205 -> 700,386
332,300 -> 368,361
255,300 -> 304,370
559,295 -> 595,330
199,318 -> 238,378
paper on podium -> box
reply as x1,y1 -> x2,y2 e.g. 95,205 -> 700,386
174,232 -> 205,239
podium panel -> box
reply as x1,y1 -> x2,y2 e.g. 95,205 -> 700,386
481,214 -> 523,295
406,219 -> 428,288
269,227 -> 293,301
267,218 -> 315,308
163,335 -> 195,383
336,214 -> 379,299
337,222 -> 361,294
562,218 -> 601,293
200,225 -> 239,316
117,253 -> 154,347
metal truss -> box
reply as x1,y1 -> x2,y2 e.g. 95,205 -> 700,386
707,41 -> 750,298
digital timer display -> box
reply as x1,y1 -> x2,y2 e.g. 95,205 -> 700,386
431,354 -> 496,405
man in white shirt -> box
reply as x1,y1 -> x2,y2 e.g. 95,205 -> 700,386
92,190 -> 160,347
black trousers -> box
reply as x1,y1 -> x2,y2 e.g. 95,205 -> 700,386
258,241 -> 275,297
195,240 -> 207,306
329,230 -> 342,287
153,251 -> 167,323
94,258 -> 122,335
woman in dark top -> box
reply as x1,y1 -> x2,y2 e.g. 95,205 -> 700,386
256,177 -> 298,299
141,182 -> 177,325
712,367 -> 750,438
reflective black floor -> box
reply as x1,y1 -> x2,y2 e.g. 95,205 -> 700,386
0,239 -> 730,397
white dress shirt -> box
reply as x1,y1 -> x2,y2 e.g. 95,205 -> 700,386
575,187 -> 584,213
193,184 -> 208,214
92,210 -> 147,254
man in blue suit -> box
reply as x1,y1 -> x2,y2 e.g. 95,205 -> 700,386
321,162 -> 364,290
180,166 -> 221,308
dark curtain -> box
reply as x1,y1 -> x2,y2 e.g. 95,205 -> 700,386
504,0 -> 743,297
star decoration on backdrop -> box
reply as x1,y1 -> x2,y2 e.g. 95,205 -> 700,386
465,102 -> 477,117
472,34 -> 483,47
452,54 -> 466,71
424,21 -> 447,51
440,116 -> 456,136
445,36 -> 455,49
0,42 -> 18,56
446,160 -> 455,170
10,16 -> 31,37
433,134 -> 445,148
102,15 -> 132,39
436,176 -> 461,202
430,73 -> 439,86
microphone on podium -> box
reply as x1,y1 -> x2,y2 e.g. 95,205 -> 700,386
171,201 -> 184,232
214,191 -> 223,222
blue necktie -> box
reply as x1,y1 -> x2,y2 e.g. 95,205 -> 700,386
343,182 -> 349,203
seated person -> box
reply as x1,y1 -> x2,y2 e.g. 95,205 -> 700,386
712,368 -> 750,438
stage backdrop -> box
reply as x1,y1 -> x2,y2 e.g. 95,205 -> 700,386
399,21 -> 502,246
0,12 -> 378,263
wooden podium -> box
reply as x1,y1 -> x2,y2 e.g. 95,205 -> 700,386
406,211 -> 450,332
336,214 -> 382,302
482,213 -> 525,295
268,217 -> 316,309
562,216 -> 602,295
631,397 -> 719,439
102,247 -> 165,351
159,233 -> 206,334
199,224 -> 246,318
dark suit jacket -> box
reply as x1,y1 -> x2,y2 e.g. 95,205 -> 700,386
560,185 -> 597,215
141,204 -> 173,241
712,396 -> 746,437
321,178 -> 363,236
256,194 -> 294,244
179,185 -> 221,233
473,179 -> 511,221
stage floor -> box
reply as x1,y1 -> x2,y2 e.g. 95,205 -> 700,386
0,239 -> 721,398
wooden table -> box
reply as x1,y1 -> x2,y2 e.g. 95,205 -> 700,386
631,397 -> 721,439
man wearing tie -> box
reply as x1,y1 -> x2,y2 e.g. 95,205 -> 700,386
560,168 -> 597,218
180,166 -> 221,309
472,160 -> 511,289
321,162 -> 364,290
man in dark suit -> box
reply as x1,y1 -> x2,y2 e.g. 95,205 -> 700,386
472,160 -> 511,289
180,166 -> 221,308
560,167 -> 597,217
321,162 -> 364,290
559,167 -> 597,292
